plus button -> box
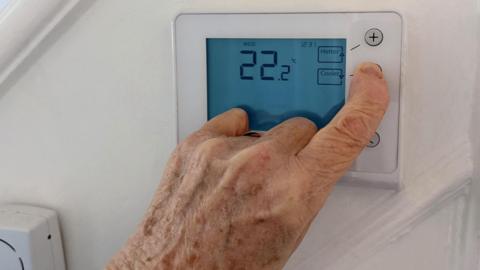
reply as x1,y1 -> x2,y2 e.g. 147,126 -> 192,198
365,28 -> 383,46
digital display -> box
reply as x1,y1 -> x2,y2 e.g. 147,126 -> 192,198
207,38 -> 346,131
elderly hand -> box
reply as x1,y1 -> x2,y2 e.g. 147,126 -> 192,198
107,62 -> 389,270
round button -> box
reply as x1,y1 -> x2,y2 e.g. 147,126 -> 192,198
365,28 -> 384,47
367,132 -> 381,148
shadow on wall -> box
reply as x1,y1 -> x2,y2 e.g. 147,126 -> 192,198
471,11 -> 480,266
475,0 -> 480,173
0,0 -> 98,101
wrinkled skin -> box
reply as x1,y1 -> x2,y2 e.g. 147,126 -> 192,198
107,63 -> 389,270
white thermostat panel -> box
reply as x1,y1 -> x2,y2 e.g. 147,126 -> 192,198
175,12 -> 402,188
0,205 -> 66,270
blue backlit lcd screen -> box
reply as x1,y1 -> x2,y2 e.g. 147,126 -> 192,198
207,38 -> 346,131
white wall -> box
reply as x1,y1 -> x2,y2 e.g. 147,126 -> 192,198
0,0 -> 478,269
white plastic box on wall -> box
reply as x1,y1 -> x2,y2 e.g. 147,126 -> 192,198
0,205 -> 65,270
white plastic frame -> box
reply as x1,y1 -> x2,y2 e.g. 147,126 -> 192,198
175,12 -> 402,188
0,0 -> 79,84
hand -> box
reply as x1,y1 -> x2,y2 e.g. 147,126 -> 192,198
107,62 -> 389,270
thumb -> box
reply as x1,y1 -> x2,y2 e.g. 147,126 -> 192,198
297,62 -> 389,182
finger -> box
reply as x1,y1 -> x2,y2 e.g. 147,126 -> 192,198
298,62 -> 389,180
180,108 -> 249,149
201,108 -> 249,137
257,117 -> 317,155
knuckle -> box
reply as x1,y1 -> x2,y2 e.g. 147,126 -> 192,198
183,137 -> 230,173
229,141 -> 274,172
179,128 -> 219,153
334,112 -> 371,145
193,137 -> 229,159
250,140 -> 276,159
290,117 -> 317,133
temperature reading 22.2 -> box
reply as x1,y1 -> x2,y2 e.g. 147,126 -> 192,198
240,50 -> 291,81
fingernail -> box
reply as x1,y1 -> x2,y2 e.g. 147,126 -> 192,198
356,62 -> 384,79
243,131 -> 262,137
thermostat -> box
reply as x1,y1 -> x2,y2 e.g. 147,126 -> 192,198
175,12 -> 402,188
